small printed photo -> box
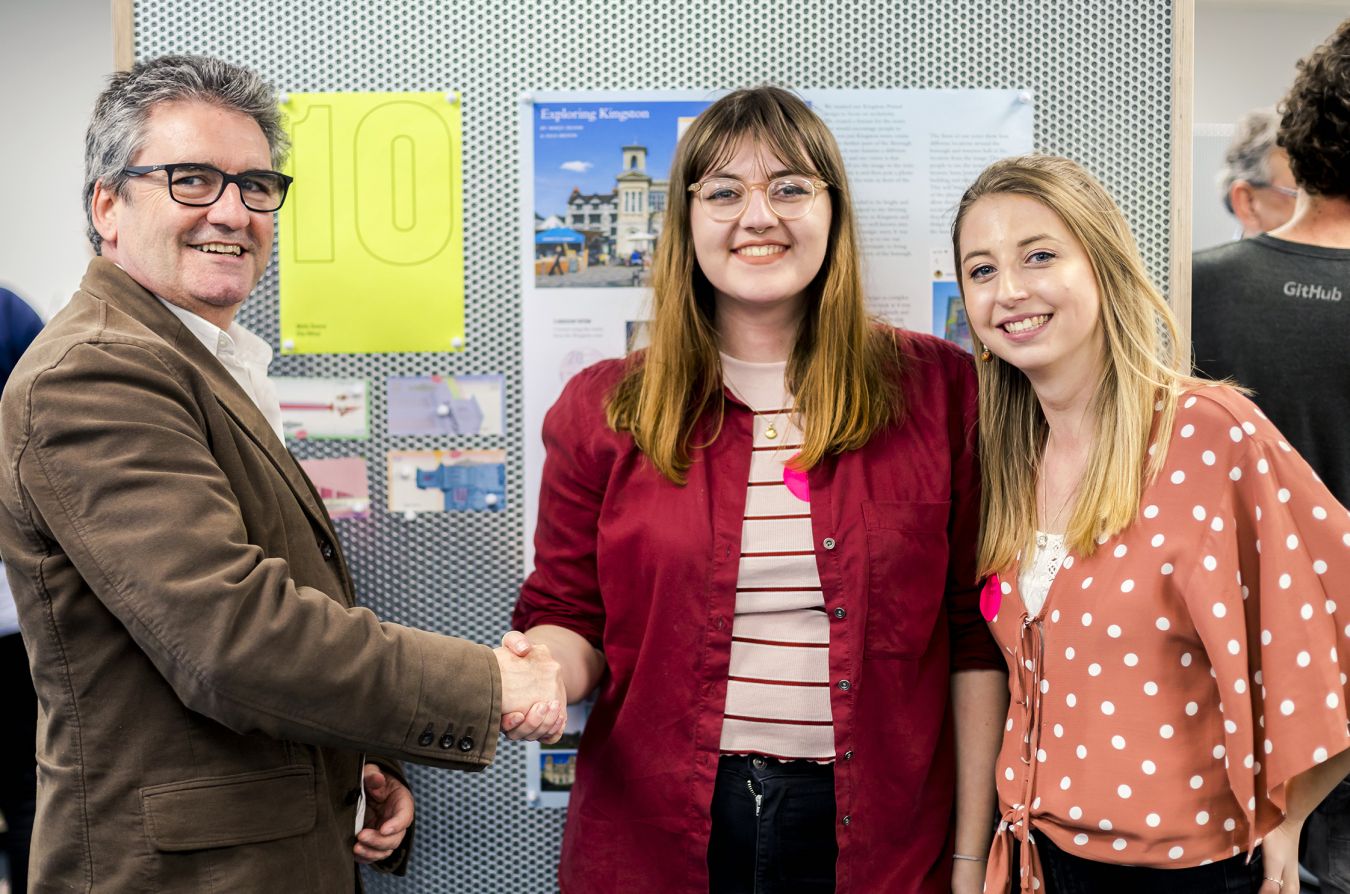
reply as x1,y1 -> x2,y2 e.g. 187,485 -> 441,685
931,280 -> 973,355
297,457 -> 371,520
539,750 -> 578,792
386,449 -> 506,514
386,374 -> 505,437
532,100 -> 707,289
275,377 -> 369,440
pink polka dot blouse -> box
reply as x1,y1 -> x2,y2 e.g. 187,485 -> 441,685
982,386 -> 1350,893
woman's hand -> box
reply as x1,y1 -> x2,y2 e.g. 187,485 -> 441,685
1257,818 -> 1302,893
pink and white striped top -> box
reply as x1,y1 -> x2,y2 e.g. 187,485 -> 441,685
718,353 -> 834,761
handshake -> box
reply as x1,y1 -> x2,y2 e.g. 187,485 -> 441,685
493,630 -> 567,744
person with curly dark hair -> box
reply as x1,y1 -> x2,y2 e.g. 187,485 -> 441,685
1192,16 -> 1350,894
1277,18 -> 1350,202
1192,14 -> 1350,505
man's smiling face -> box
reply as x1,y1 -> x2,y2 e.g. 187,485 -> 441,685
93,99 -> 275,324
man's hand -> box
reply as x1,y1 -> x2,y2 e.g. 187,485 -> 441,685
493,631 -> 566,743
353,763 -> 413,865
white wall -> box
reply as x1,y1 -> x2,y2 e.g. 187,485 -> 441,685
0,0 -> 112,320
1193,0 -> 1348,251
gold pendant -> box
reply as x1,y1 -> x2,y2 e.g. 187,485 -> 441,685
764,423 -> 778,440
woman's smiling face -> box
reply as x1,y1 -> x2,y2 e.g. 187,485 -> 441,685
690,138 -> 831,319
958,192 -> 1105,388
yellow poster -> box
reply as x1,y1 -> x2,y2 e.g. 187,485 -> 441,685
279,92 -> 464,353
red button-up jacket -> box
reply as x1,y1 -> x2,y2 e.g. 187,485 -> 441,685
514,330 -> 1003,893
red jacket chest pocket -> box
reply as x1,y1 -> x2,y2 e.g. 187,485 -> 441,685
861,500 -> 951,658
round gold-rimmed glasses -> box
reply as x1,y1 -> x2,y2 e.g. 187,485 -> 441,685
687,175 -> 829,222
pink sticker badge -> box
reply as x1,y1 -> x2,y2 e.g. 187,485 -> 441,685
782,458 -> 810,502
979,574 -> 1003,622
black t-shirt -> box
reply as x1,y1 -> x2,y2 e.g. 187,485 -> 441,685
1192,234 -> 1350,505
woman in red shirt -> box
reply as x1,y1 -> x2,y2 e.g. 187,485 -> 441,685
953,154 -> 1350,893
510,86 -> 1007,894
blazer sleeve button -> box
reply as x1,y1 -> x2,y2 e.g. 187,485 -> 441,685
417,723 -> 435,747
457,735 -> 475,752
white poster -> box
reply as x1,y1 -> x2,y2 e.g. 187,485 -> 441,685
521,88 -> 1033,581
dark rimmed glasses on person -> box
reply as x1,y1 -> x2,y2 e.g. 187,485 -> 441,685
123,163 -> 294,212
687,175 -> 829,222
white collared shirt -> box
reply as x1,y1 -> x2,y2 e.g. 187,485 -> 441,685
156,298 -> 286,444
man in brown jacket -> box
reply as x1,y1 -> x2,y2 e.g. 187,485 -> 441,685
0,55 -> 565,892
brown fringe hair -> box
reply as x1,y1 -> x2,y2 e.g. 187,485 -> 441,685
606,86 -> 903,484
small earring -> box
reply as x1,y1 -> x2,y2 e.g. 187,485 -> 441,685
979,348 -> 993,362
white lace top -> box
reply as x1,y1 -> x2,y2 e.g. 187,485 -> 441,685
1017,531 -> 1067,617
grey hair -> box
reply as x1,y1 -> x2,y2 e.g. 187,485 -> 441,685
83,55 -> 289,254
1218,107 -> 1279,214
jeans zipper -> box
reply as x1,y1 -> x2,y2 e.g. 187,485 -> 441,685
745,777 -> 763,817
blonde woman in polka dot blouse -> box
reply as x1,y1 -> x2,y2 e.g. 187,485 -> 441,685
952,155 -> 1350,894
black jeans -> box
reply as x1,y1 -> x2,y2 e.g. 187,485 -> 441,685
1305,775 -> 1350,894
1020,831 -> 1266,894
707,754 -> 836,894
0,632 -> 37,893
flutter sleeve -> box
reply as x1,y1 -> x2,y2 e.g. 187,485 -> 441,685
1178,388 -> 1350,848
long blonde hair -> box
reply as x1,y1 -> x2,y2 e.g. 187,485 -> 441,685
606,86 -> 902,484
951,155 -> 1206,575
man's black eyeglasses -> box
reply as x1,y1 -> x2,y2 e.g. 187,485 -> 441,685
123,163 -> 293,212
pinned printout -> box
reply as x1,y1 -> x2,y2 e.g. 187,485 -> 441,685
931,280 -> 971,354
387,374 -> 505,437
387,449 -> 506,514
525,696 -> 593,808
929,248 -> 972,354
275,377 -> 369,440
279,92 -> 465,353
296,457 -> 371,520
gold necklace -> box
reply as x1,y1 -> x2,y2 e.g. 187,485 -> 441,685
723,378 -> 791,441
756,399 -> 791,440
1037,477 -> 1075,538
1037,452 -> 1087,537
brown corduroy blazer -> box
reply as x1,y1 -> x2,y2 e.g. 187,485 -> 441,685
0,258 -> 502,892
